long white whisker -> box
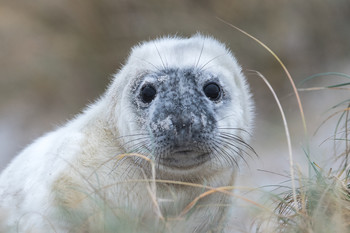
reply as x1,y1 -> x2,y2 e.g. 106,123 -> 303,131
195,39 -> 206,69
153,42 -> 168,70
198,52 -> 228,72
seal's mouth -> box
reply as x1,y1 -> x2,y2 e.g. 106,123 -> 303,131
159,150 -> 211,169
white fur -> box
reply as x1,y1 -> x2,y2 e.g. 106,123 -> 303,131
0,35 -> 253,232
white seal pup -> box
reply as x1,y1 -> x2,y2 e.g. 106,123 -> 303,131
0,34 -> 254,233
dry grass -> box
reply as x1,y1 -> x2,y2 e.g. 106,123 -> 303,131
223,22 -> 350,233
264,76 -> 350,233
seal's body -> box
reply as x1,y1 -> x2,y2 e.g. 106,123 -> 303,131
0,35 -> 254,232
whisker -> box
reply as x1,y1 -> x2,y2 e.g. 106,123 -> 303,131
153,42 -> 168,71
219,132 -> 257,157
198,52 -> 228,72
114,132 -> 149,141
216,114 -> 237,122
111,138 -> 151,168
126,140 -> 150,152
215,143 -> 235,167
134,56 -> 162,73
212,140 -> 239,168
195,38 -> 206,69
218,127 -> 251,135
129,141 -> 153,156
207,143 -> 222,169
119,136 -> 150,148
218,139 -> 248,166
218,136 -> 254,160
125,156 -> 147,180
110,140 -> 154,179
199,65 -> 220,74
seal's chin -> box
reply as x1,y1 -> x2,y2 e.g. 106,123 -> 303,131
159,150 -> 211,169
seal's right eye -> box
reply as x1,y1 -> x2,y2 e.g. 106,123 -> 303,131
140,84 -> 157,103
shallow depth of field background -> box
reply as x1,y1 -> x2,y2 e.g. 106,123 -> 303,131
0,0 -> 349,228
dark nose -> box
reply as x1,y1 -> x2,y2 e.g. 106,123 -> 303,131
173,113 -> 193,138
172,110 -> 207,147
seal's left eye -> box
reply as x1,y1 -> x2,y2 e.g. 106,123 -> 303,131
140,84 -> 157,103
203,82 -> 221,101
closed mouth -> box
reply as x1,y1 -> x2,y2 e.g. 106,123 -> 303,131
159,151 -> 210,169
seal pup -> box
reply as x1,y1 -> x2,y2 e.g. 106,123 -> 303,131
0,34 -> 254,232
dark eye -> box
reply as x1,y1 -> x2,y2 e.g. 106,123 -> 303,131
203,82 -> 221,101
140,84 -> 157,103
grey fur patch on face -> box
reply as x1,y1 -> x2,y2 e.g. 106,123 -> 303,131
131,68 -> 230,168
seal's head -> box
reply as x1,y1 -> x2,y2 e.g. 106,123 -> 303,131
106,34 -> 254,177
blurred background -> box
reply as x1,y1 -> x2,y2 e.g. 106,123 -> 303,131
0,0 -> 349,228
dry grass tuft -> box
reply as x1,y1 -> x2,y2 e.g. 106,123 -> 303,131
260,73 -> 350,233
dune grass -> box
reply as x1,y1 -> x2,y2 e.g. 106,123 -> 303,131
265,74 -> 350,233
219,20 -> 350,232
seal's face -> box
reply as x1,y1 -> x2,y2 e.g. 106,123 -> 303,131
111,35 -> 254,175
133,68 -> 227,169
